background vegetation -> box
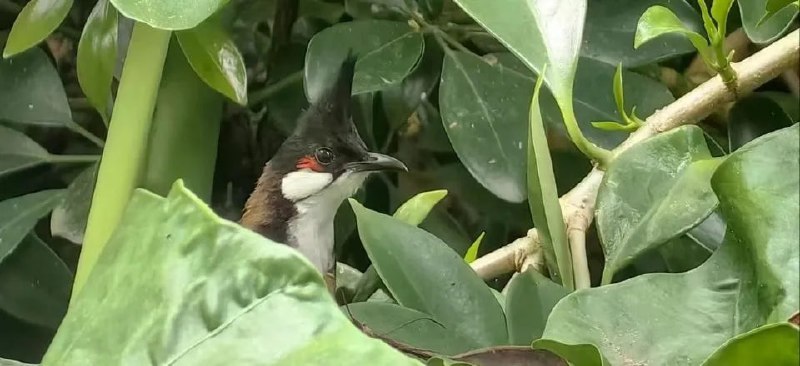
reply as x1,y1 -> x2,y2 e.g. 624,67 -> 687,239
0,0 -> 798,364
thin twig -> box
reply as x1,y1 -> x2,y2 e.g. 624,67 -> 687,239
471,29 -> 800,281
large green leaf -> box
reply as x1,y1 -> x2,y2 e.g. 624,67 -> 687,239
505,268 -> 569,345
0,125 -> 51,178
538,125 -> 800,365
0,234 -> 72,329
0,189 -> 65,263
582,0 -> 702,66
596,126 -> 720,283
350,199 -> 508,349
176,16 -> 247,105
702,323 -> 799,365
381,34 -> 442,129
50,164 -> 97,245
759,0 -> 800,25
304,20 -> 424,102
76,0 -> 118,122
3,0 -> 73,58
109,0 -> 231,30
41,182 -> 420,365
453,0 -> 584,104
712,123 -> 799,322
729,93 -> 795,151
345,302 -> 473,355
0,48 -> 72,126
440,53 -> 674,204
739,0 -> 798,43
439,51 -> 531,203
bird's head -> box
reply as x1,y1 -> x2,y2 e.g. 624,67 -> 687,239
269,55 -> 407,203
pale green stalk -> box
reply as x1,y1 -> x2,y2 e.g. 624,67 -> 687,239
71,23 -> 171,300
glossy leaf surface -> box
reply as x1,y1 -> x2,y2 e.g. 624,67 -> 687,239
3,0 -> 73,58
76,0 -> 118,121
42,182 -> 420,365
304,20 -> 423,102
350,199 -> 508,349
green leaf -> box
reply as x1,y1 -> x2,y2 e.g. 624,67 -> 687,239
41,182 -> 420,365
0,189 -> 65,263
712,124 -> 799,322
612,64 -> 625,120
582,0 -> 703,66
702,323 -> 800,365
351,189 -> 448,302
634,6 -> 710,53
109,0 -> 230,30
0,48 -> 72,126
590,64 -> 642,132
345,302 -> 472,355
740,0 -> 798,43
597,126 -> 721,283
3,0 -> 73,58
304,20 -> 424,102
539,125 -> 800,365
710,0 -> 735,34
50,164 -> 97,245
0,125 -> 50,178
76,0 -> 118,122
439,52 -> 532,203
505,268 -> 569,345
349,199 -> 508,349
729,94 -> 795,151
526,66 -> 572,287
393,189 -> 448,226
451,0 -> 583,100
381,34 -> 442,128
463,232 -> 484,263
176,17 -> 247,105
0,234 -> 72,329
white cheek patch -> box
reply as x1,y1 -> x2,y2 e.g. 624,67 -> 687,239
281,170 -> 334,201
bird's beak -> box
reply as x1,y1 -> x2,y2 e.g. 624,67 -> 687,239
346,152 -> 408,173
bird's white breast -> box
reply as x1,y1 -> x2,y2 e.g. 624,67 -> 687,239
284,170 -> 368,274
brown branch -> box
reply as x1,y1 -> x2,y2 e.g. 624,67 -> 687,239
471,29 -> 800,281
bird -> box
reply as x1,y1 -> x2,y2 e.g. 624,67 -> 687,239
239,55 -> 407,291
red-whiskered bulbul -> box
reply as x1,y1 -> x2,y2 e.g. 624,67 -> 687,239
240,55 -> 407,284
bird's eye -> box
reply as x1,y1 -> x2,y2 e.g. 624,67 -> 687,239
315,148 -> 335,165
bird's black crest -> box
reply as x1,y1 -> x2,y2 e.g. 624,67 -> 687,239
294,52 -> 358,136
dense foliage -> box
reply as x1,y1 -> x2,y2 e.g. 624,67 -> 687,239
0,0 -> 798,365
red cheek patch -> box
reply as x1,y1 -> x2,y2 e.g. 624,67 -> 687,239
296,156 -> 324,172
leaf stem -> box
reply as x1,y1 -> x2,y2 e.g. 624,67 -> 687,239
47,154 -> 100,164
562,105 -> 612,167
71,23 -> 171,301
66,121 -> 105,148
